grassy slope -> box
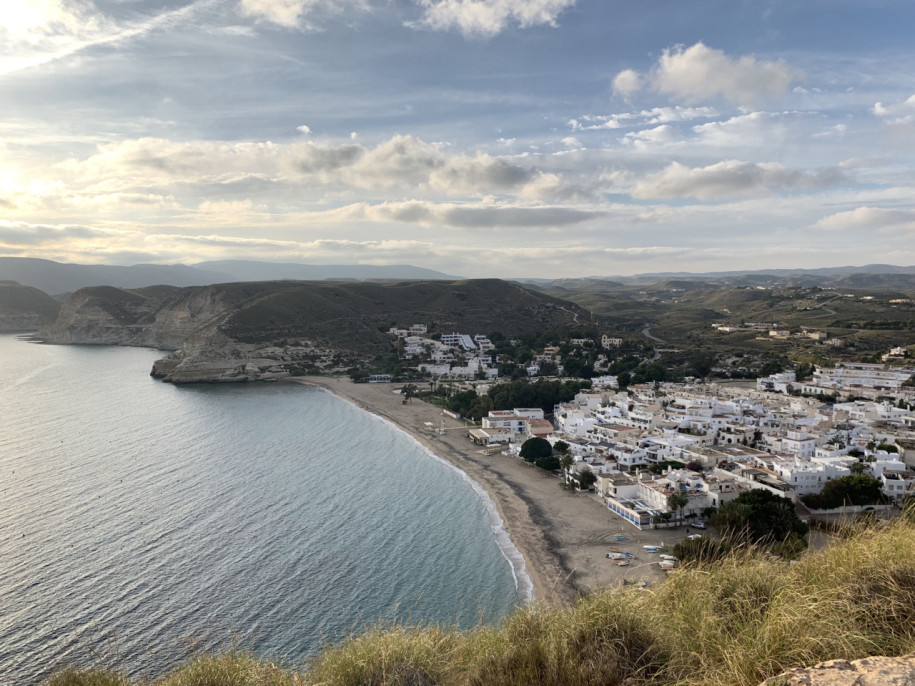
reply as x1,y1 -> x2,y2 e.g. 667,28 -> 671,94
46,519 -> 915,686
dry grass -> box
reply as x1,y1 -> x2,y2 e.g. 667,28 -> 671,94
43,519 -> 915,686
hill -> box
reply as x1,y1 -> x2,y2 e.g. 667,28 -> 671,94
39,279 -> 589,383
0,280 -> 61,331
44,517 -> 915,686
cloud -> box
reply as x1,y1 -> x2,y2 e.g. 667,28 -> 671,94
0,220 -> 121,247
615,42 -> 801,106
333,200 -> 603,229
632,160 -> 847,200
691,111 -> 797,149
53,134 -> 587,208
814,207 -> 915,232
612,69 -> 641,98
873,94 -> 915,125
570,106 -> 717,132
623,125 -> 676,149
237,0 -> 367,28
413,0 -> 577,38
0,0 -> 218,75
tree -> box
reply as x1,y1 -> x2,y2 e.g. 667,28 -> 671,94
667,491 -> 689,522
400,383 -> 419,403
535,455 -> 561,471
713,489 -> 808,548
519,437 -> 552,463
559,453 -> 574,474
553,440 -> 570,454
578,468 -> 597,491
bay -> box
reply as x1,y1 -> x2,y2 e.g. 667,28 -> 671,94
0,334 -> 521,683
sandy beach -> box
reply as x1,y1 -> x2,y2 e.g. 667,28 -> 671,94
295,376 -> 689,607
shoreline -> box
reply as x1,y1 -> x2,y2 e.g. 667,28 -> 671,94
293,376 -> 681,607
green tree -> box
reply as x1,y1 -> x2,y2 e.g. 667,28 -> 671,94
713,489 -> 808,548
578,468 -> 597,491
519,437 -> 552,462
667,491 -> 690,522
553,440 -> 570,454
535,455 -> 561,471
559,453 -> 574,474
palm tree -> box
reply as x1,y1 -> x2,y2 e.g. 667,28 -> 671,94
667,491 -> 690,524
560,453 -> 574,480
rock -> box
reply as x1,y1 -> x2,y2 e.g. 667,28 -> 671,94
762,653 -> 915,686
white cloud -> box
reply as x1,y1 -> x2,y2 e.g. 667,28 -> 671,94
414,0 -> 576,38
814,206 -> 915,232
622,125 -> 676,149
691,111 -> 795,149
632,160 -> 847,200
615,42 -> 801,106
873,94 -> 915,125
570,106 -> 716,133
612,69 -> 641,98
237,0 -> 367,28
0,0 -> 217,75
297,125 -> 312,135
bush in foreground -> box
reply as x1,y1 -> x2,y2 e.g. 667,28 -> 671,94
45,520 -> 915,686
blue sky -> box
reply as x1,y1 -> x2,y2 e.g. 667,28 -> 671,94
2,0 -> 915,277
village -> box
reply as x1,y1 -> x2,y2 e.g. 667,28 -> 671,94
384,323 -> 915,536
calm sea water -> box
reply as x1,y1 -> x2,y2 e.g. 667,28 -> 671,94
0,334 -> 525,684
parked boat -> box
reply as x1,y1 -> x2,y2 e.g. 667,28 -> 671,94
617,560 -> 630,567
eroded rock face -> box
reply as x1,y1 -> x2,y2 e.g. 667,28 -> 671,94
762,653 -> 915,686
150,335 -> 340,383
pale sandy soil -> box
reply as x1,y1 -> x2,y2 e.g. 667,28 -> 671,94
294,377 -> 692,607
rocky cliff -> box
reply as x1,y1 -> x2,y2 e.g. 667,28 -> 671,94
40,283 -> 349,383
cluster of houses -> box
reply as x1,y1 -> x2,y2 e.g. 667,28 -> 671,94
465,371 -> 915,529
389,325 -> 624,381
757,361 -> 915,404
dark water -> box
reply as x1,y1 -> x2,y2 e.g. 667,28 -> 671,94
0,335 -> 524,683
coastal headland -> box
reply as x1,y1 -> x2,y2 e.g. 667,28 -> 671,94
296,376 -> 688,606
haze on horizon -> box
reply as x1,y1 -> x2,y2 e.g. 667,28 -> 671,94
1,0 -> 914,279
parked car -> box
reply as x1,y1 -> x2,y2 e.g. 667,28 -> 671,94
692,520 -> 706,529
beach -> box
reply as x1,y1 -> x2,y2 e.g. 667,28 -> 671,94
296,376 -> 688,606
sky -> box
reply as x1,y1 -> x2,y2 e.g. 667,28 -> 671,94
2,0 -> 915,278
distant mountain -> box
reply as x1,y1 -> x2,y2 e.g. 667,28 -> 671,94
193,260 -> 461,282
0,257 -> 461,295
570,265 -> 915,290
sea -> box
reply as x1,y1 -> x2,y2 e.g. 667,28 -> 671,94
0,334 -> 526,684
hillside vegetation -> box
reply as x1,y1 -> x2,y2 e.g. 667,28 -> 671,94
0,280 -> 61,330
223,279 -> 587,352
46,517 -> 915,686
